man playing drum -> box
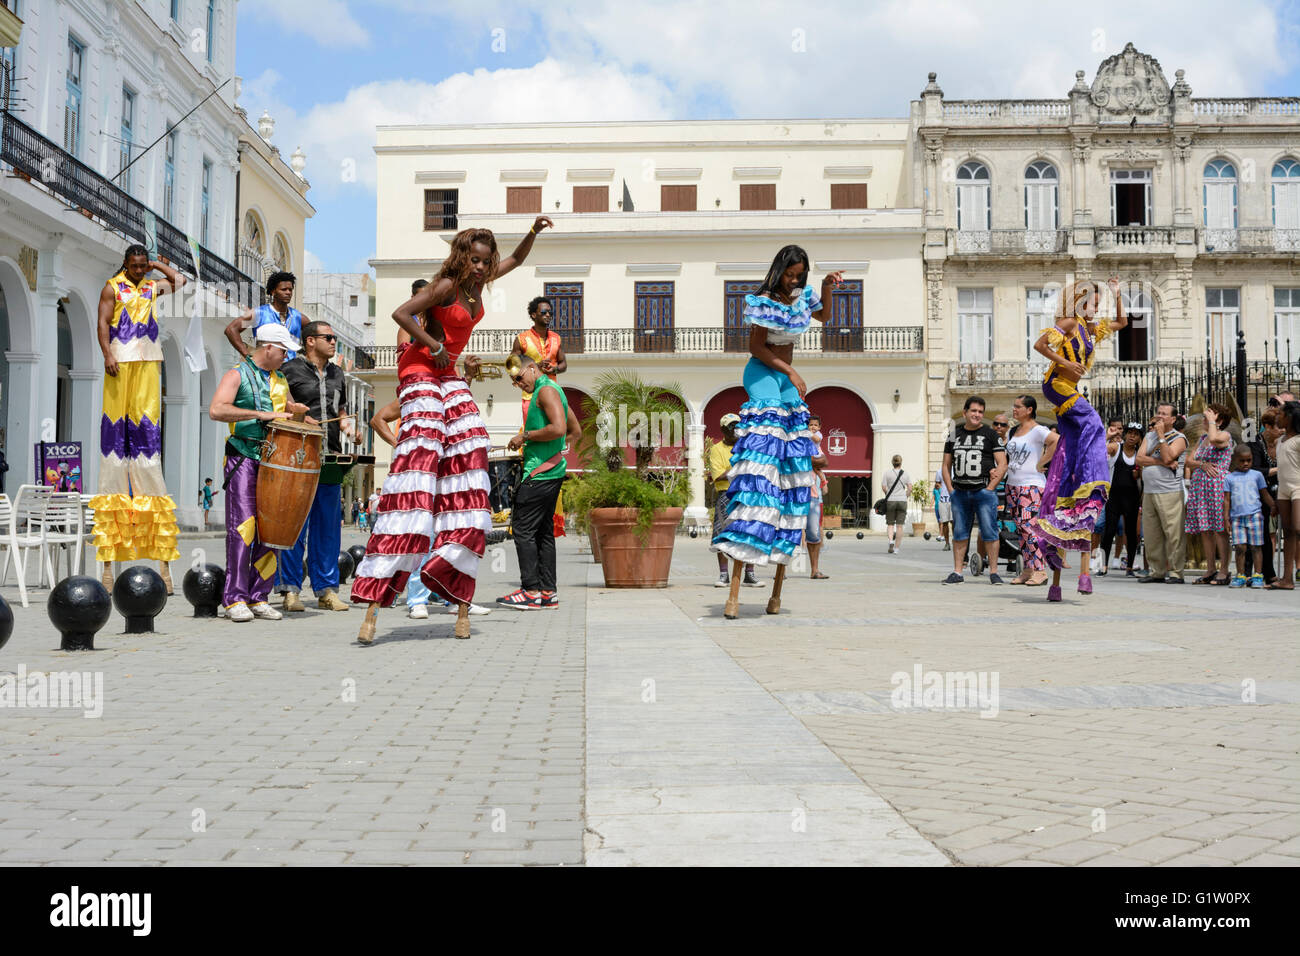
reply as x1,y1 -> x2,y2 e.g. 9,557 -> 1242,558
208,324 -> 312,623
274,320 -> 355,613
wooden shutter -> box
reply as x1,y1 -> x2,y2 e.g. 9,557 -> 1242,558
1205,183 -> 1233,228
739,184 -> 776,210
573,186 -> 608,213
506,186 -> 542,214
660,185 -> 697,211
423,189 -> 458,230
958,184 -> 989,230
830,183 -> 868,209
1274,182 -> 1300,229
1025,184 -> 1053,231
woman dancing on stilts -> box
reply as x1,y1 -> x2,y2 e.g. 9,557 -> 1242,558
351,217 -> 552,643
711,245 -> 842,619
1029,276 -> 1128,601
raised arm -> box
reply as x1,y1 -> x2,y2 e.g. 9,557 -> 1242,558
494,216 -> 553,280
369,397 -> 401,448
1033,322 -> 1085,378
224,308 -> 256,360
808,271 -> 844,324
149,259 -> 187,297
1107,276 -> 1128,330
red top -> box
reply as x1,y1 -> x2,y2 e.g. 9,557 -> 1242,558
397,299 -> 485,378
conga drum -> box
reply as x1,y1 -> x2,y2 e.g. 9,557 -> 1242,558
256,418 -> 324,549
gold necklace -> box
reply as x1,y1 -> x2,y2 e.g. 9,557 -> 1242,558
462,284 -> 477,305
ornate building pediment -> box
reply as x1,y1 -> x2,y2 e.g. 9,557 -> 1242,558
1090,43 -> 1172,116
1100,144 -> 1161,168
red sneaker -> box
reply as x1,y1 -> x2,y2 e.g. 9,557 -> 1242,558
539,591 -> 558,609
495,589 -> 543,610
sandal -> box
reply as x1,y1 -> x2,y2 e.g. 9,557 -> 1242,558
1265,582 -> 1295,590
1194,574 -> 1216,585
1212,574 -> 1231,586
810,571 -> 829,580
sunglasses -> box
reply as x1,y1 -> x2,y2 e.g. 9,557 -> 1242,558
311,334 -> 337,342
993,421 -> 1009,427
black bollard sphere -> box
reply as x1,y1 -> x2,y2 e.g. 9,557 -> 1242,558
338,550 -> 355,584
825,530 -> 833,540
689,527 -> 698,539
47,576 -> 112,651
0,592 -> 12,652
347,544 -> 367,570
182,563 -> 226,618
924,532 -> 932,541
856,532 -> 864,539
112,566 -> 168,634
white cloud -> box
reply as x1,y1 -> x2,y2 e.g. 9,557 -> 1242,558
240,0 -> 370,49
254,58 -> 674,198
303,249 -> 325,272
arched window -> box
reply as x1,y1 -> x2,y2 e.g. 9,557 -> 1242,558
272,234 -> 290,273
1024,161 -> 1059,233
956,161 -> 990,232
1273,159 -> 1300,250
1116,284 -> 1155,362
1203,160 -> 1238,250
242,211 -> 264,254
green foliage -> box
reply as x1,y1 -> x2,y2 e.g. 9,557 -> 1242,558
909,478 -> 931,505
576,369 -> 688,478
821,501 -> 842,516
565,468 -> 691,541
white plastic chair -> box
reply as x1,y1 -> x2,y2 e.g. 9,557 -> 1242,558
43,492 -> 86,582
0,484 -> 53,607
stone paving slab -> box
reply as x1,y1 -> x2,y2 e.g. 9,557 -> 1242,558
0,531 -> 585,865
583,566 -> 948,867
666,532 -> 1300,867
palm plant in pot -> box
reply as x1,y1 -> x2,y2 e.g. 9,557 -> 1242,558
567,370 -> 692,587
908,478 -> 931,537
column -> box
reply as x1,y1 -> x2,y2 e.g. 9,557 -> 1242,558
33,243 -> 63,471
67,368 -> 102,492
684,422 -> 707,527
2,353 -> 41,486
162,393 -> 201,528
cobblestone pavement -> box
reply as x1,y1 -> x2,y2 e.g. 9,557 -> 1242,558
2,528 -> 1295,865
668,531 -> 1300,866
0,532 -> 584,866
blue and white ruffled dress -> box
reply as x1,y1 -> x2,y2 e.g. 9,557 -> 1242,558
711,285 -> 821,566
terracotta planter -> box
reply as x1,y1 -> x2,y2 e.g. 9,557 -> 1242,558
588,507 -> 682,588
588,526 -> 603,564
821,514 -> 842,530
912,522 -> 927,537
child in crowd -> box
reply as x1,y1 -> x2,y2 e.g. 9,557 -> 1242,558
1224,446 -> 1274,589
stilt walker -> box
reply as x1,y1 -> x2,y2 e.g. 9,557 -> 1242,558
351,218 -> 552,644
711,245 -> 841,619
1029,277 -> 1128,600
91,245 -> 186,593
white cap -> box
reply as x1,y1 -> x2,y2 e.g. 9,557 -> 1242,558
255,323 -> 301,353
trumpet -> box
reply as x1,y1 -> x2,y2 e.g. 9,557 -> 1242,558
464,354 -> 523,382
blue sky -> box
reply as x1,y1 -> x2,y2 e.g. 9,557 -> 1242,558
235,0 -> 1300,275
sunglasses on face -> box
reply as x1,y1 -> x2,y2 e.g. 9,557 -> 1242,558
311,334 -> 336,342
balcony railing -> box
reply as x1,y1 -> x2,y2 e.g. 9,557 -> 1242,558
949,359 -> 1167,389
1193,98 -> 1300,117
1202,227 -> 1300,254
942,100 -> 1070,120
951,229 -> 1069,255
359,326 -> 924,369
1,109 -> 259,307
1095,226 -> 1176,255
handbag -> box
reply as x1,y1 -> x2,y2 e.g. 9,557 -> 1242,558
874,472 -> 904,516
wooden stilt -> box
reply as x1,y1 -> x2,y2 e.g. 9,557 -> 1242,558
358,602 -> 379,645
454,602 -> 471,639
767,563 -> 786,615
724,558 -> 744,619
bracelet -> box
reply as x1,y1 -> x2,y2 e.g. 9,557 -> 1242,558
529,228 -> 536,235
430,341 -> 445,355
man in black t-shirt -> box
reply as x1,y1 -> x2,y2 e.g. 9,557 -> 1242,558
942,395 -> 1008,584
274,320 -> 356,613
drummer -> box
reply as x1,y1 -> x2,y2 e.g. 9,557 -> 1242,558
207,324 -> 313,623
274,320 -> 355,613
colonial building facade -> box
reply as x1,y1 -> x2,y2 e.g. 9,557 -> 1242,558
369,119 -> 927,525
913,43 -> 1300,460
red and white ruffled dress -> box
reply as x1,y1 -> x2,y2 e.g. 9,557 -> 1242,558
349,300 -> 492,607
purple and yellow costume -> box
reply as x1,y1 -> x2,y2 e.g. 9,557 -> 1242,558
1028,298 -> 1113,568
222,358 -> 290,609
89,271 -> 180,562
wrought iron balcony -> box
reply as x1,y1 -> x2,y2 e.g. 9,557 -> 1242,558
949,359 -> 1167,389
1095,226 -> 1176,255
0,109 -> 259,307
951,229 -> 1069,256
359,325 -> 925,369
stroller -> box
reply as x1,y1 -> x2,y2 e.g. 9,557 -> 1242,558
967,478 -> 1024,577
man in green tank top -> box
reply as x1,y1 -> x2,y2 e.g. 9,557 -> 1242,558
495,357 -> 581,610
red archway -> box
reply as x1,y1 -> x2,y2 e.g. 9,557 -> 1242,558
702,386 -> 749,446
562,386 -> 594,473
804,386 -> 873,476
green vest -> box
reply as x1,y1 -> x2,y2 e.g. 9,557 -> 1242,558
228,358 -> 289,460
522,374 -> 567,481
